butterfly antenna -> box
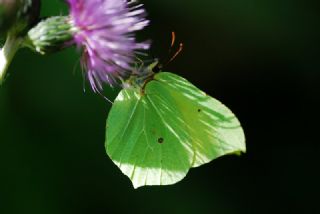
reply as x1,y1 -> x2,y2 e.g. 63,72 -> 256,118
171,31 -> 176,48
163,31 -> 184,66
167,42 -> 184,64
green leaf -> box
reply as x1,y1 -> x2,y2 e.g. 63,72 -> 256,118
106,72 -> 246,188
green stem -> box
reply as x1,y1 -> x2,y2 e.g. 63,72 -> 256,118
0,35 -> 22,84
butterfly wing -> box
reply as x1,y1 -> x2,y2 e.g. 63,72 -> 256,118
106,72 -> 246,188
153,72 -> 246,167
106,86 -> 193,188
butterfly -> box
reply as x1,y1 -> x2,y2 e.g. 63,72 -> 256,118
105,33 -> 246,188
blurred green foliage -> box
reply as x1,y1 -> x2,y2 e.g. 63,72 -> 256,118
0,0 -> 319,213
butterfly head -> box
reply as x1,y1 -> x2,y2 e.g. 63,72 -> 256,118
143,32 -> 183,74
125,32 -> 183,88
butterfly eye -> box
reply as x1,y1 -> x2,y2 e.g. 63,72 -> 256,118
152,62 -> 162,73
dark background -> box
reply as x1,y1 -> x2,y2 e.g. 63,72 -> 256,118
0,0 -> 319,213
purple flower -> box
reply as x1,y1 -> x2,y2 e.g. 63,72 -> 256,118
67,0 -> 150,91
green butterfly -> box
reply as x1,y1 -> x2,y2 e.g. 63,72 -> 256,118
105,62 -> 246,188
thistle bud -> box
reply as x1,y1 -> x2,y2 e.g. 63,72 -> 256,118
25,16 -> 73,54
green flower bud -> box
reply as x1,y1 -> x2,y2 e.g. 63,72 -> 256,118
25,16 -> 73,54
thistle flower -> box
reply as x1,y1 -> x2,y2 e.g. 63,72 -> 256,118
24,0 -> 149,91
67,0 -> 150,92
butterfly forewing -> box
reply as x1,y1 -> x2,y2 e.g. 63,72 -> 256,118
106,85 -> 193,188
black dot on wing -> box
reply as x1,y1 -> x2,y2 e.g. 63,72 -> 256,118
198,109 -> 202,113
158,137 -> 164,144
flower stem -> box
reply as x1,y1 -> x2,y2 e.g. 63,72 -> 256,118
0,35 -> 22,84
